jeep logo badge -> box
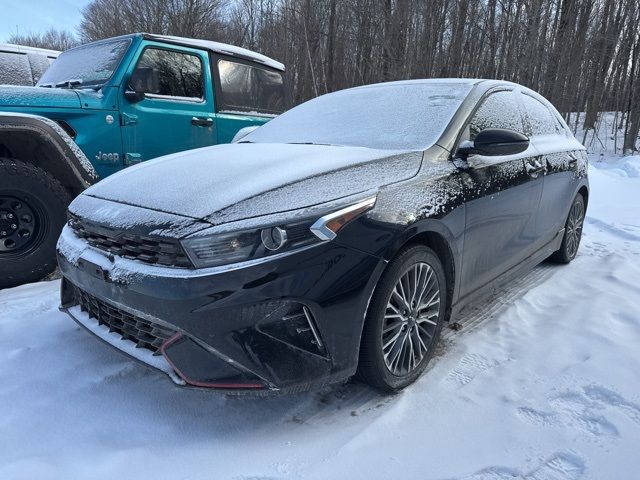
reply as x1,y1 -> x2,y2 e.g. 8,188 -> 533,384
95,151 -> 120,162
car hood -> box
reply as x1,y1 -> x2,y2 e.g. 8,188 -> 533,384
0,85 -> 82,108
84,143 -> 423,223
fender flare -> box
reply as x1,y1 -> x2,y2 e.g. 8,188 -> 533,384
0,112 -> 98,194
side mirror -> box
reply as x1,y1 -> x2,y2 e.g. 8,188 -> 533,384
231,125 -> 260,143
124,90 -> 145,103
458,128 -> 529,157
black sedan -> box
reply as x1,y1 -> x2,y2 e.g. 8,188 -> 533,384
57,79 -> 588,393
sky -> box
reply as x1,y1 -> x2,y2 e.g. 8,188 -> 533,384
0,0 -> 91,42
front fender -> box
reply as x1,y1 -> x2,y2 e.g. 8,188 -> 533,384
0,112 -> 98,192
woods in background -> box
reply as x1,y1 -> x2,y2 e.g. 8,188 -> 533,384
8,0 -> 640,153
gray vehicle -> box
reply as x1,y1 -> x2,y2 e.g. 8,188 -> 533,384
0,44 -> 59,86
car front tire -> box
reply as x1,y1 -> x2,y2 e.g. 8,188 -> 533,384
358,245 -> 447,392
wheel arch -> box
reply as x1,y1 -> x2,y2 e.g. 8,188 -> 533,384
578,184 -> 589,208
379,220 -> 461,323
0,113 -> 98,197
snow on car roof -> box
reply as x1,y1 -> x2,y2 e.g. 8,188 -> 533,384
147,34 -> 285,71
0,43 -> 60,58
350,78 -> 504,91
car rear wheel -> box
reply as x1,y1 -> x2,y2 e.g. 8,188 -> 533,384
358,245 -> 446,392
0,159 -> 70,289
550,193 -> 585,264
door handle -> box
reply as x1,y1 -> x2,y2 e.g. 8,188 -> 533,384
525,159 -> 546,177
191,117 -> 213,127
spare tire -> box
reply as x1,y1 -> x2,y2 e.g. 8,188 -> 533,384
0,158 -> 70,289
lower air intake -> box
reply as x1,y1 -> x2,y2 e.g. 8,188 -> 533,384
259,302 -> 326,356
73,286 -> 176,354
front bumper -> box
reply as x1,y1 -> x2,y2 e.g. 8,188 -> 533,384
57,224 -> 385,392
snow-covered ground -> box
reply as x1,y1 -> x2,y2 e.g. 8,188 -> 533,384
1,153 -> 639,480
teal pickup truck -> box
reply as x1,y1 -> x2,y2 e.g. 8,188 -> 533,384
0,33 -> 287,288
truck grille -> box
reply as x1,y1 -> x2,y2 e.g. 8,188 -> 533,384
73,286 -> 176,354
68,214 -> 192,268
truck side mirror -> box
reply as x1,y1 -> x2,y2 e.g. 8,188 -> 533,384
124,90 -> 145,103
125,67 -> 160,103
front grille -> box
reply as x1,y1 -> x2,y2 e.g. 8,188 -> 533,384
68,214 -> 192,268
73,286 -> 176,354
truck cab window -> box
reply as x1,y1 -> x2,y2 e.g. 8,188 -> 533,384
217,59 -> 285,114
131,48 -> 204,100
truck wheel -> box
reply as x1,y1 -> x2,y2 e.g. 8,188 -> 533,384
0,158 -> 71,289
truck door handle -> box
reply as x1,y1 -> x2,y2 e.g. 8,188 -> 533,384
191,117 -> 213,127
525,159 -> 546,177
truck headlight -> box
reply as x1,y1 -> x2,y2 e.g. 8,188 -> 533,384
181,196 -> 376,269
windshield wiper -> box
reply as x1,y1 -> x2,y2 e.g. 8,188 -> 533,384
55,79 -> 83,89
39,83 -> 53,88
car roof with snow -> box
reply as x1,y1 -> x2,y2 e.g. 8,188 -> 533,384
350,78 -> 523,92
0,43 -> 60,58
147,34 -> 285,71
68,33 -> 284,72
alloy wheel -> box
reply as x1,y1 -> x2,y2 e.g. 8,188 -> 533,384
565,199 -> 584,259
382,262 -> 441,376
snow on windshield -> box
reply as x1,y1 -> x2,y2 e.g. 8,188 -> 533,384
37,39 -> 130,88
245,82 -> 473,150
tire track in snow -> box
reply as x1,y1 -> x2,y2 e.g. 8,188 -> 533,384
454,451 -> 586,480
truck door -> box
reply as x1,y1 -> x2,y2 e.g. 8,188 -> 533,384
120,43 -> 216,164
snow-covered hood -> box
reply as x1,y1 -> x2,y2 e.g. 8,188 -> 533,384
83,143 -> 423,223
0,85 -> 82,108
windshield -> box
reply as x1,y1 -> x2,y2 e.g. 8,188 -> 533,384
244,82 -> 472,150
37,39 -> 130,89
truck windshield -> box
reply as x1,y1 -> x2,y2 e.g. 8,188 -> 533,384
243,82 -> 473,151
37,39 -> 130,89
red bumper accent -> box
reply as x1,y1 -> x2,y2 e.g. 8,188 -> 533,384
160,333 -> 265,389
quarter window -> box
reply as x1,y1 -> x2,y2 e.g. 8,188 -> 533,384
469,90 -> 524,140
130,48 -> 204,100
520,94 -> 559,135
217,59 -> 285,114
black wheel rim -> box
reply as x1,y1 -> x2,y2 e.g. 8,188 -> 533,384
382,262 -> 441,376
0,193 -> 48,258
566,199 -> 584,259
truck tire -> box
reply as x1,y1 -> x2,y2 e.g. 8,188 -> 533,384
0,158 -> 71,289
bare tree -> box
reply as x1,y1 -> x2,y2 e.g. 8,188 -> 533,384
66,0 -> 640,152
7,29 -> 78,51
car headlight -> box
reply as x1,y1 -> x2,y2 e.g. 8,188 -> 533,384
181,196 -> 376,268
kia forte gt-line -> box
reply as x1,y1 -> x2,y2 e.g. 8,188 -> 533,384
57,79 -> 588,393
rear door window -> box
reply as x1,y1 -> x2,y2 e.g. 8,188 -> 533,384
131,48 -> 204,100
468,90 -> 524,140
216,59 -> 285,114
520,94 -> 560,135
